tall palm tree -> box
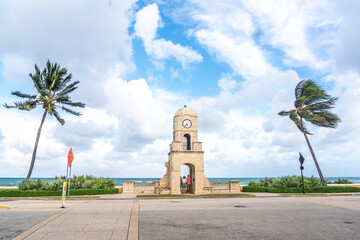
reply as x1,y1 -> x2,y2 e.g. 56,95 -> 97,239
278,80 -> 340,186
4,60 -> 85,179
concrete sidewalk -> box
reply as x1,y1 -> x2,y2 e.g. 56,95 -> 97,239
14,194 -> 137,240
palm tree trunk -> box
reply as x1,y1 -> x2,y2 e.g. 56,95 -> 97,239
26,109 -> 47,179
300,118 -> 327,186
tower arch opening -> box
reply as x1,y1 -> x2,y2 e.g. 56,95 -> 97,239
180,163 -> 195,194
183,134 -> 191,150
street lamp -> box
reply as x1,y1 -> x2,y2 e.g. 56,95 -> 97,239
299,152 -> 305,194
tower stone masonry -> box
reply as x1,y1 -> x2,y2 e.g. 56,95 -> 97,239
158,106 -> 211,195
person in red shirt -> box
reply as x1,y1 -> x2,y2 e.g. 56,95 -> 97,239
187,175 -> 191,193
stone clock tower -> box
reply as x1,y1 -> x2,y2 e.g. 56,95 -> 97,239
158,106 -> 211,195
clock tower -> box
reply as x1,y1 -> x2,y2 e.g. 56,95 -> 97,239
158,106 -> 211,195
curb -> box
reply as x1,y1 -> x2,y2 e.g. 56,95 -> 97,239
127,199 -> 139,240
328,193 -> 353,196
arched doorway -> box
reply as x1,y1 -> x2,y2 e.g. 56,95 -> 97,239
180,163 -> 195,194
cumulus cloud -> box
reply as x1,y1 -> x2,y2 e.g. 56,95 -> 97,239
330,1 -> 360,73
1,0 -> 360,179
241,0 -> 338,69
134,3 -> 203,67
1,55 -> 33,83
175,0 -> 271,78
167,0 -> 360,177
0,0 -> 136,106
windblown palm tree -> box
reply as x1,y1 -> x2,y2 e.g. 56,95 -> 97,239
278,80 -> 340,186
4,60 -> 85,179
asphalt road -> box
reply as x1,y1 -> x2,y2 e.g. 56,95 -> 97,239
139,196 -> 360,240
0,208 -> 58,240
0,199 -> 82,240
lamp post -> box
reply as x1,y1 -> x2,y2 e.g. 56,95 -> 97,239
299,152 -> 305,194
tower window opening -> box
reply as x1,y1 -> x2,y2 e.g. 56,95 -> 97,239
183,134 -> 191,150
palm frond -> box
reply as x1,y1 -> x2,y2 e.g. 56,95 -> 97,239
305,111 -> 340,128
45,59 -> 55,90
61,106 -> 82,116
4,103 -> 16,108
6,100 -> 39,111
278,110 -> 293,116
303,91 -> 329,106
306,97 -> 337,111
11,91 -> 37,99
295,80 -> 306,99
55,73 -> 72,92
52,109 -> 65,125
63,73 -> 72,85
289,111 -> 312,135
58,81 -> 79,96
289,112 -> 301,126
62,101 -> 85,108
296,123 -> 312,135
30,64 -> 45,93
55,95 -> 70,104
294,96 -> 305,108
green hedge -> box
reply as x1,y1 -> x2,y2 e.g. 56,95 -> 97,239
18,175 -> 115,191
248,175 -> 325,188
0,188 -> 119,197
243,186 -> 360,193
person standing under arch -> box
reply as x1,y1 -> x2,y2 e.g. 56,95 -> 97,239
181,176 -> 187,194
187,175 -> 191,193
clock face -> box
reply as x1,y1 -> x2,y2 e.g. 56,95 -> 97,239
182,119 -> 192,128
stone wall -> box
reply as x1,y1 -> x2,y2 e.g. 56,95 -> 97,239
123,180 -> 241,194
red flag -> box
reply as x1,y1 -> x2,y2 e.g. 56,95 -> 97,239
67,148 -> 74,167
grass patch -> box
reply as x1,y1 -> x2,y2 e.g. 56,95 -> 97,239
279,193 -> 327,197
137,193 -> 256,199
0,195 -> 100,200
243,186 -> 360,193
38,195 -> 100,200
0,188 -> 118,197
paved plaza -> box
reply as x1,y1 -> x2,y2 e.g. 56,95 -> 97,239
140,196 -> 360,240
1,194 -> 360,240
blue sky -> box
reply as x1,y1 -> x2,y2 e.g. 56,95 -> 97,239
0,0 -> 360,178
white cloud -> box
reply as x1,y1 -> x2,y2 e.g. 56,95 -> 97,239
241,0 -> 338,69
105,76 -> 182,141
330,1 -> 360,73
1,0 -> 360,179
134,3 -> 161,46
0,0 -> 136,107
134,3 -> 202,67
1,55 -> 33,83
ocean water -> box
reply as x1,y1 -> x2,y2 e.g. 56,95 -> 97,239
1,177 -> 360,187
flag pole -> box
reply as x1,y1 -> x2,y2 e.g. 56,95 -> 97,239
68,165 -> 72,196
65,163 -> 69,189
66,147 -> 74,197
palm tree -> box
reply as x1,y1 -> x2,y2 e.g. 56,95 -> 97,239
4,60 -> 85,179
278,80 -> 340,186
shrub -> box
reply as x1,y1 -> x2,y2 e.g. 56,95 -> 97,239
332,178 -> 353,184
18,175 -> 115,191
